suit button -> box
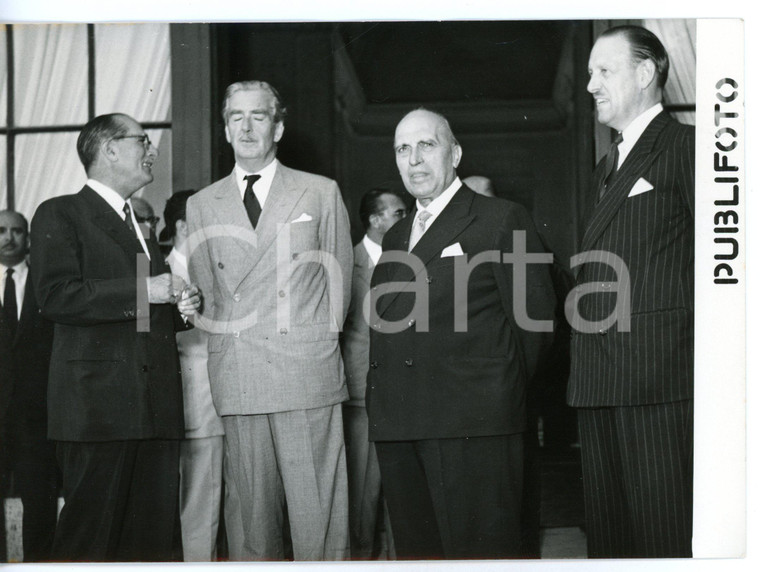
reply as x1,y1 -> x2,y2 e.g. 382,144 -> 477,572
405,359 -> 413,367
408,319 -> 416,327
218,262 -> 224,269
280,328 -> 288,335
233,331 -> 240,338
370,361 -> 379,369
233,293 -> 240,302
278,290 -> 286,298
599,330 -> 607,336
141,365 -> 149,373
426,277 -> 433,284
292,253 -> 299,260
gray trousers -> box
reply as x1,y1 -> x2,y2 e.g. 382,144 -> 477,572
222,404 -> 350,561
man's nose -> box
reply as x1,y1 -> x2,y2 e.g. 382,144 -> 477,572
587,73 -> 599,94
409,145 -> 423,165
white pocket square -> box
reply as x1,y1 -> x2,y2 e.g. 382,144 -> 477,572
628,178 -> 654,197
291,213 -> 313,223
441,242 -> 464,257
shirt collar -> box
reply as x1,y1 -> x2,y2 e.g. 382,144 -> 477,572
618,103 -> 664,166
234,158 -> 279,204
362,234 -> 383,266
414,176 -> 462,220
0,259 -> 28,279
87,178 -> 127,216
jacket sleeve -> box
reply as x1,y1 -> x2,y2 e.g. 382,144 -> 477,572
30,199 -> 148,327
318,180 -> 354,327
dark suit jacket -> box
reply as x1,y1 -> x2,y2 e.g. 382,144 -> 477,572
367,185 -> 555,441
567,111 -> 695,407
30,186 -> 184,442
0,270 -> 54,437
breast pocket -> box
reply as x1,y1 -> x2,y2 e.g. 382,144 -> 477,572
287,219 -> 320,253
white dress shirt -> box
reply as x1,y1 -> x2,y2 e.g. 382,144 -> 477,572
362,234 -> 382,267
617,102 -> 664,168
0,260 -> 27,319
412,176 -> 462,232
87,178 -> 151,260
234,158 -> 279,209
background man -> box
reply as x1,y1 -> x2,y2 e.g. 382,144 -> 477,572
131,196 -> 161,235
341,187 -> 407,559
367,109 -> 555,559
567,26 -> 695,558
0,210 -> 58,562
186,80 -> 352,561
162,190 -> 225,561
30,113 -> 200,561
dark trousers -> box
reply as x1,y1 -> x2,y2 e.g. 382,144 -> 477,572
52,439 -> 181,562
9,425 -> 61,562
375,433 -> 523,560
577,400 -> 693,558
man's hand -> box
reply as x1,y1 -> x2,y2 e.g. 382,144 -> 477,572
177,284 -> 202,317
147,273 -> 187,304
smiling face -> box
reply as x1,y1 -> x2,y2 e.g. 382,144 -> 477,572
111,116 -> 158,196
587,33 -> 653,132
225,87 -> 284,172
0,210 -> 29,267
394,110 -> 462,206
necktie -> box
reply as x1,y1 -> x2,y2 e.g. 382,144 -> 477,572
408,210 -> 432,251
599,131 -> 624,200
3,268 -> 18,338
243,174 -> 262,228
123,202 -> 136,233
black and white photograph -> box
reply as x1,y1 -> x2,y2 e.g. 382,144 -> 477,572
0,1 -> 751,568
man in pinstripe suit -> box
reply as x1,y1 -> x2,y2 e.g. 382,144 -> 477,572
567,26 -> 694,558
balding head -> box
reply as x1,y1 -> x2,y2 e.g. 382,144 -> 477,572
393,109 -> 462,206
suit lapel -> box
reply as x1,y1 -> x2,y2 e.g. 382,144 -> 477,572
246,165 -> 308,273
377,187 -> 475,317
82,187 -> 144,266
581,112 -> 669,252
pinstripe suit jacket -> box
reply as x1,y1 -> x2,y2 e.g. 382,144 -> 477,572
567,112 -> 695,407
186,163 -> 352,415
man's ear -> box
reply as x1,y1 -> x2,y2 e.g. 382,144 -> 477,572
176,219 -> 189,239
368,212 -> 381,230
101,138 -> 119,163
452,143 -> 463,169
637,59 -> 657,91
273,121 -> 284,144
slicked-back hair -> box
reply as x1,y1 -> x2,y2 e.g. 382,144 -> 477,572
222,81 -> 288,124
601,25 -> 670,90
359,187 -> 408,231
77,113 -> 129,173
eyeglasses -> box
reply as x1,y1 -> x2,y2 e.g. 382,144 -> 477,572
113,134 -> 153,149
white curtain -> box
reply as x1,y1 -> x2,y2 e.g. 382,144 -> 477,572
644,19 -> 696,125
10,23 -> 171,223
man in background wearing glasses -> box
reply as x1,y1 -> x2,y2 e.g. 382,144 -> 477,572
30,113 -> 201,561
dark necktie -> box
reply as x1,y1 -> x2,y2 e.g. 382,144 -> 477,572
600,131 -> 624,200
243,174 -> 263,228
123,202 -> 136,233
3,267 -> 18,338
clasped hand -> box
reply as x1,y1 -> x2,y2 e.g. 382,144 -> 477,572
146,273 -> 202,316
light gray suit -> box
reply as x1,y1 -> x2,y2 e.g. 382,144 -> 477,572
186,162 -> 352,560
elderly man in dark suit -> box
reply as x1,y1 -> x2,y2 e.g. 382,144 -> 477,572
566,25 -> 695,558
30,113 -> 201,561
341,187 -> 407,559
0,210 -> 58,562
367,109 -> 555,559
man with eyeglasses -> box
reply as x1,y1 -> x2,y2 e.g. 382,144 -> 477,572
30,113 -> 201,561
